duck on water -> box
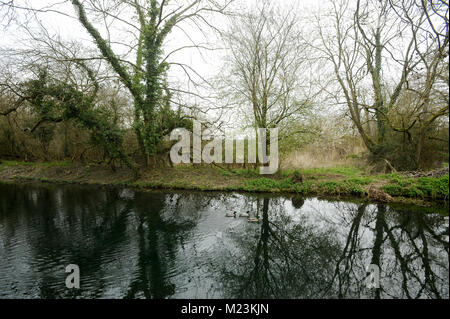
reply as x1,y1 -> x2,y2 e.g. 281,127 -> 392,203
225,211 -> 260,223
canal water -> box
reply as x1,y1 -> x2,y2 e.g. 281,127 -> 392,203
0,182 -> 448,299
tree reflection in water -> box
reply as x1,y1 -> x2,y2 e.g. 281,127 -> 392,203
217,197 -> 449,299
0,183 -> 448,299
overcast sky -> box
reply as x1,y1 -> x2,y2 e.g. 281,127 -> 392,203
1,0 -> 323,82
0,0 -> 330,127
1,0 -> 428,130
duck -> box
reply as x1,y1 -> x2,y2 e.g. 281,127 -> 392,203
248,212 -> 260,223
239,211 -> 250,217
248,217 -> 260,223
225,211 -> 237,218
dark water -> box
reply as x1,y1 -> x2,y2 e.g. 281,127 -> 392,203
0,182 -> 448,299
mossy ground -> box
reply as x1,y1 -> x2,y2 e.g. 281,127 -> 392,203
0,160 -> 448,206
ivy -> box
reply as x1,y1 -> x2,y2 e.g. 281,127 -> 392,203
73,0 -> 188,160
23,72 -> 136,173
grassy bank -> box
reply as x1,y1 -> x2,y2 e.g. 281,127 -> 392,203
0,160 -> 448,206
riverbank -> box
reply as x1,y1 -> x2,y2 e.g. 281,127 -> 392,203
0,160 -> 448,206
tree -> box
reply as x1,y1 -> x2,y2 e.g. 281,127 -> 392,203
388,0 -> 449,168
22,69 -> 136,171
71,0 -> 233,165
313,0 -> 448,170
220,1 -> 317,161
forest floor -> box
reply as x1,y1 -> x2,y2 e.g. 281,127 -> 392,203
0,160 -> 448,207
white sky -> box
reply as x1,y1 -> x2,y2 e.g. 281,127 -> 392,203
2,2 -> 318,67
0,0 -> 323,83
0,0 -> 327,128
1,0 -> 439,131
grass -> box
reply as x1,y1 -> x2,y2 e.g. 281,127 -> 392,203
0,160 -> 70,168
0,160 -> 36,167
382,174 -> 449,199
300,166 -> 364,177
235,166 -> 448,201
216,167 -> 261,178
243,177 -> 291,192
240,176 -> 369,196
1,160 -> 448,205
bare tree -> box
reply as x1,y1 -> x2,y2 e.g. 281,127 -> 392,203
220,1 -> 317,144
388,0 -> 449,168
313,0 -> 448,169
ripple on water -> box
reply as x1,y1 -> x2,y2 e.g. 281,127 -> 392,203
0,183 -> 448,299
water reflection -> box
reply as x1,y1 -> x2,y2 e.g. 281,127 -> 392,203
218,199 -> 449,299
0,182 -> 448,299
